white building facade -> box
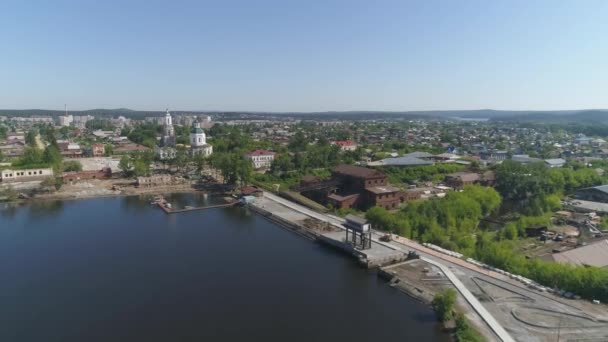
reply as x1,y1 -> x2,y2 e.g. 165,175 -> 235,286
0,168 -> 54,183
245,150 -> 276,169
190,121 -> 213,157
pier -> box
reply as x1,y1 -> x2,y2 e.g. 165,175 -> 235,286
155,197 -> 238,214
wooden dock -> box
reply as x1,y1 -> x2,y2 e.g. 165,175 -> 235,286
156,200 -> 238,214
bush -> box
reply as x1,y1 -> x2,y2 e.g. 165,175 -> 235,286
432,288 -> 457,322
454,313 -> 485,342
62,160 -> 83,172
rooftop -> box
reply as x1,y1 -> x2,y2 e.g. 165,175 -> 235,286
246,149 -> 276,156
403,151 -> 434,159
553,240 -> 608,268
332,164 -> 385,178
372,156 -> 433,167
446,172 -> 480,182
366,185 -> 401,194
544,158 -> 566,165
344,214 -> 367,225
332,140 -> 356,146
582,185 -> 608,194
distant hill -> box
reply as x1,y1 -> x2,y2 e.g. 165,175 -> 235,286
0,108 -> 606,122
489,110 -> 608,123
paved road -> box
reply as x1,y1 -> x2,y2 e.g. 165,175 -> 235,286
261,191 -> 514,342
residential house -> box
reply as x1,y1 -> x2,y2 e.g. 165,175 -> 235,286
245,150 -> 276,169
331,140 -> 357,151
444,172 -> 480,189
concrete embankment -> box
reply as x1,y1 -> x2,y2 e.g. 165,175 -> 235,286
248,204 -> 319,240
250,195 -> 407,268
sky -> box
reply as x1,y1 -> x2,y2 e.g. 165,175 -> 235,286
1,0 -> 607,112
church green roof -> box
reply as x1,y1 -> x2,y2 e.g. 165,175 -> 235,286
191,127 -> 204,134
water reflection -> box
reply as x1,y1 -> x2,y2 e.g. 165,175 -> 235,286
121,195 -> 152,213
0,202 -> 21,219
26,200 -> 64,221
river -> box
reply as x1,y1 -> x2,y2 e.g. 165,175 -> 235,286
0,194 -> 449,341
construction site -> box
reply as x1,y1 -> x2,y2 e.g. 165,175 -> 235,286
244,189 -> 608,342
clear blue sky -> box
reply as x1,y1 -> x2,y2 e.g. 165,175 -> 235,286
1,0 -> 607,112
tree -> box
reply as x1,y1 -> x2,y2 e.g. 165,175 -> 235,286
432,289 -> 457,322
210,151 -> 252,186
193,153 -> 207,173
454,313 -> 484,342
104,144 -> 114,157
25,130 -> 37,146
118,155 -> 133,176
0,125 -> 7,140
132,159 -> 150,177
270,154 -> 294,175
42,146 -> 63,169
62,160 -> 83,172
173,146 -> 189,172
59,126 -> 71,139
288,130 -> 308,152
19,147 -> 43,166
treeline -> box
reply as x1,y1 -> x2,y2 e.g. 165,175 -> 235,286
11,125 -> 63,172
126,123 -> 161,148
85,119 -> 114,131
476,236 -> 608,301
366,185 -> 501,256
366,181 -> 608,301
495,160 -> 604,215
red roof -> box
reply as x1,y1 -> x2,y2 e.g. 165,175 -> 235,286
332,140 -> 355,146
246,149 -> 276,156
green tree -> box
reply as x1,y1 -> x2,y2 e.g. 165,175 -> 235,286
118,155 -> 133,176
454,313 -> 485,342
173,146 -> 189,172
0,125 -> 8,140
19,147 -> 43,166
42,146 -> 63,169
104,144 -> 114,157
132,159 -> 150,177
432,288 -> 457,322
193,153 -> 207,173
288,130 -> 308,152
270,154 -> 294,175
62,160 -> 83,172
25,130 -> 37,146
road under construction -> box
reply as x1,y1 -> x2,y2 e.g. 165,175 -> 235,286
250,191 -> 608,342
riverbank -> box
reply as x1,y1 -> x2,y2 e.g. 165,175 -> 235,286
9,178 -> 233,203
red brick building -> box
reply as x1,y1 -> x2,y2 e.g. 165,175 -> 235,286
305,165 -> 401,210
62,167 -> 112,183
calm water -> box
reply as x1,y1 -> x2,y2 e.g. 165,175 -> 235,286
0,194 -> 448,342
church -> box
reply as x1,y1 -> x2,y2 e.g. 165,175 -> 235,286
155,109 -> 212,160
189,120 -> 213,157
